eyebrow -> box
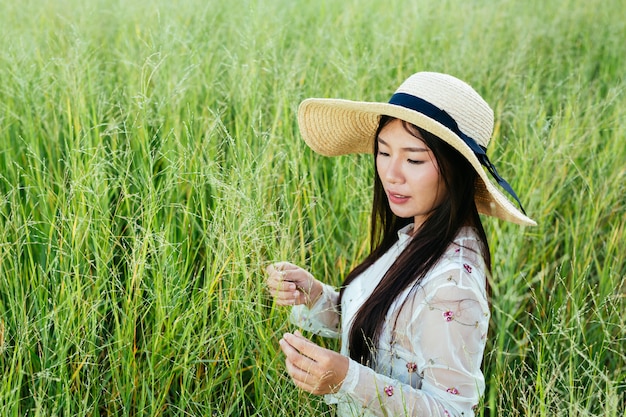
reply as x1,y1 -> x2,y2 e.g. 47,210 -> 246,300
377,137 -> 429,152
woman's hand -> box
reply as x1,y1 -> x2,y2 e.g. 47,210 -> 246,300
279,330 -> 349,395
265,262 -> 323,308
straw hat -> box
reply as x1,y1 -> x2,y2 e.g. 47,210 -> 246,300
297,71 -> 536,226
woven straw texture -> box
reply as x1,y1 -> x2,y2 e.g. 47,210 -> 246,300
297,72 -> 536,226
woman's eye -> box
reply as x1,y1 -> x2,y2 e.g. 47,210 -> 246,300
408,159 -> 423,165
378,151 -> 390,157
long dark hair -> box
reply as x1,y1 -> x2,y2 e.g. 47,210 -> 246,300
339,116 -> 491,366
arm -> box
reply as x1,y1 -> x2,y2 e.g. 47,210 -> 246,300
334,275 -> 489,416
290,283 -> 340,338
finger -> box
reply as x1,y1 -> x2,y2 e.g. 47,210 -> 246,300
280,339 -> 319,389
265,275 -> 300,305
282,332 -> 325,362
267,268 -> 303,291
266,274 -> 307,304
265,266 -> 285,289
268,264 -> 310,288
273,292 -> 300,306
293,329 -> 307,339
265,268 -> 295,291
267,262 -> 299,274
284,357 -> 318,393
265,266 -> 286,284
285,356 -> 336,395
282,334 -> 334,384
266,273 -> 296,291
265,264 -> 281,276
279,336 -> 317,369
283,354 -> 313,384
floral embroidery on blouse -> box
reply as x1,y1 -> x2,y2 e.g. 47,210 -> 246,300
443,310 -> 455,322
446,274 -> 459,285
289,225 -> 490,417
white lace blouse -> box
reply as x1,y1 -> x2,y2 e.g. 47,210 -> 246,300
290,225 -> 490,417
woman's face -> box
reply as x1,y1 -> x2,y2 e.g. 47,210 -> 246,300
376,118 -> 447,231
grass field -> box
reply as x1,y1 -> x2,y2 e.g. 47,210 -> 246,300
0,0 -> 624,415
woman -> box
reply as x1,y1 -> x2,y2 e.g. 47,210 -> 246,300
266,72 -> 536,416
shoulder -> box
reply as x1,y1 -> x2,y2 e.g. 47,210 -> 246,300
449,226 -> 487,261
420,227 -> 489,301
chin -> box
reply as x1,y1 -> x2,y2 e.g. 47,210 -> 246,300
391,210 -> 418,220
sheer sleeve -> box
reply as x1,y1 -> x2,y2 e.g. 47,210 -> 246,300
289,283 -> 341,338
331,265 -> 490,417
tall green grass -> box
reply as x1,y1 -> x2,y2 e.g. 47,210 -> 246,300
0,0 -> 624,415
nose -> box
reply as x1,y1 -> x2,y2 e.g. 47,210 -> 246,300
384,157 -> 404,184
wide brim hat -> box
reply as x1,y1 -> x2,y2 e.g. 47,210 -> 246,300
297,72 -> 536,226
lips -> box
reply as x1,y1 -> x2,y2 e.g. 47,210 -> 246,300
387,191 -> 410,205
